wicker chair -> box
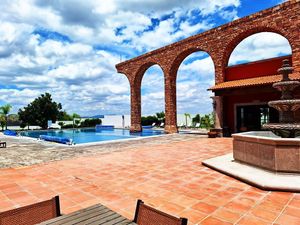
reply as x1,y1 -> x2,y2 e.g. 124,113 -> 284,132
133,199 -> 188,225
0,196 -> 61,225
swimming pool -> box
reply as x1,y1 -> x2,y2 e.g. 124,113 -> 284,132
20,128 -> 165,144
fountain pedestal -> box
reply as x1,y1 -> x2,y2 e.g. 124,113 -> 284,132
233,131 -> 300,173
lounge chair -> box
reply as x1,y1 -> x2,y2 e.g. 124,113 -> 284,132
194,122 -> 201,129
152,122 -> 156,127
0,141 -> 6,148
0,196 -> 61,225
133,199 -> 188,225
177,122 -> 184,128
160,122 -> 164,128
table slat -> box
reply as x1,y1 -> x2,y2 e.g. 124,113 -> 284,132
38,204 -> 136,225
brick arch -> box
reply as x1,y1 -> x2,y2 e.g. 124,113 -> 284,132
222,26 -> 293,70
168,48 -> 215,80
133,62 -> 164,87
116,1 -> 300,133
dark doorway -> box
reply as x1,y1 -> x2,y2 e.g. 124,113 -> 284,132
236,104 -> 279,132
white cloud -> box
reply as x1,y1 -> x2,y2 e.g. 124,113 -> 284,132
0,0 -> 287,117
229,32 -> 291,65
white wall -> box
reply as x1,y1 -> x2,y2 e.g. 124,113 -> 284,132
101,115 -> 131,128
177,114 -> 199,126
52,114 -> 199,129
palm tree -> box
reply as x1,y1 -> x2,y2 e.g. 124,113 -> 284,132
72,113 -> 80,129
0,104 -> 12,130
184,113 -> 191,127
0,115 -> 5,131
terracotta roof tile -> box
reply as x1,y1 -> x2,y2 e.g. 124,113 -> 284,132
209,73 -> 300,91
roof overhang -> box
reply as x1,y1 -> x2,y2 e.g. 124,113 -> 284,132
208,73 -> 300,91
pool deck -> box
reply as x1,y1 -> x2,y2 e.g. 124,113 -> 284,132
0,135 -> 299,224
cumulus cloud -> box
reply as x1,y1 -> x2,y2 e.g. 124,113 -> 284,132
0,0 -> 288,117
228,32 -> 292,65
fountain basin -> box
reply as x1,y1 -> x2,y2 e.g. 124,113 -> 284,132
233,131 -> 300,173
268,99 -> 300,111
263,123 -> 300,138
273,81 -> 300,92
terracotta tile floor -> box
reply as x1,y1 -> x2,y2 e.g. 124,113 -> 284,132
0,137 -> 300,224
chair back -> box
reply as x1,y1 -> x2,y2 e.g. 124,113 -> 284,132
0,196 -> 60,225
133,199 -> 187,225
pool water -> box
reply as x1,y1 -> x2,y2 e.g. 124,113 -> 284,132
20,128 -> 165,144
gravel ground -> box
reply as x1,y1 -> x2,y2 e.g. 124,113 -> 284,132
0,133 -> 206,168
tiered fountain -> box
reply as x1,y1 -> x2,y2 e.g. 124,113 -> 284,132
232,59 -> 300,173
263,59 -> 300,138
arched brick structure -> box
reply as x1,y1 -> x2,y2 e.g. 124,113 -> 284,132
116,1 -> 300,134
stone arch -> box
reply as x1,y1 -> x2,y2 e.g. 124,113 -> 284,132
222,26 -> 294,70
176,51 -> 215,122
163,48 -> 215,133
169,47 -> 215,80
133,62 -> 165,86
115,1 -> 300,133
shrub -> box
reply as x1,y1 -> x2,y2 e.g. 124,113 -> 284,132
141,116 -> 159,126
62,124 -> 74,129
80,119 -> 102,128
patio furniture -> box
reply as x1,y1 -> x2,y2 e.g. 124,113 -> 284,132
133,199 -> 188,225
0,196 -> 60,225
194,122 -> 201,129
0,141 -> 6,148
38,204 -> 136,225
177,122 -> 184,128
160,122 -> 164,128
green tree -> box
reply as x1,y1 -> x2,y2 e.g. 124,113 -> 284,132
141,115 -> 159,126
201,113 -> 214,130
58,111 -> 73,121
74,119 -> 81,127
18,93 -> 63,129
0,115 -> 5,131
184,113 -> 191,127
155,111 -> 165,123
192,114 -> 201,126
0,104 -> 12,130
58,122 -> 65,129
72,113 -> 81,128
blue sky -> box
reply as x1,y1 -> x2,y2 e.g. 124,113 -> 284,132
0,0 -> 291,116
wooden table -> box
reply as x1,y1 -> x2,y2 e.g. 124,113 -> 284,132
38,204 -> 137,225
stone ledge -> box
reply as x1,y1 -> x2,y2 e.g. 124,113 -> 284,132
202,153 -> 300,192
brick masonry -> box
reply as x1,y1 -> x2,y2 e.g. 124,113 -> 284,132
116,0 -> 300,133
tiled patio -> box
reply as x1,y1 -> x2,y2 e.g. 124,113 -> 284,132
0,136 -> 300,225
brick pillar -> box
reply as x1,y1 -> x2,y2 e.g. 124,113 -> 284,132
130,81 -> 142,132
212,96 -> 223,129
164,76 -> 178,133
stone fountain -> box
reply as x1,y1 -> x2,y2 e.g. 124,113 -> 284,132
202,59 -> 300,191
232,59 -> 300,173
263,59 -> 300,138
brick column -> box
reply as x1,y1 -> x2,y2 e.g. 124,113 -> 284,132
212,96 -> 223,129
130,81 -> 142,132
164,76 -> 178,133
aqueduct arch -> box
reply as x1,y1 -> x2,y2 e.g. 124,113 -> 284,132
116,1 -> 300,134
